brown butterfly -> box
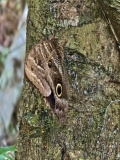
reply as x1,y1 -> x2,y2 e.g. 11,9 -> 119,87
25,37 -> 69,122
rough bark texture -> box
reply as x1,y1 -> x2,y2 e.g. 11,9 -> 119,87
16,0 -> 120,159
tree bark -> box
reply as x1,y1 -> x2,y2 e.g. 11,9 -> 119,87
15,0 -> 120,159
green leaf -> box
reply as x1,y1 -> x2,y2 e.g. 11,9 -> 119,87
0,145 -> 15,160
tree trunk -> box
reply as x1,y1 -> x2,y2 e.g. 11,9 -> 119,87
15,0 -> 120,159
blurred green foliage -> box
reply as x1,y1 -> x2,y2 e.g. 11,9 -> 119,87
0,145 -> 15,160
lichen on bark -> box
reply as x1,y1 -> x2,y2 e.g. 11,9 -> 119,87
16,0 -> 120,159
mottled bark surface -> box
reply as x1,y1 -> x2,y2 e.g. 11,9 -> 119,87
16,0 -> 120,159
